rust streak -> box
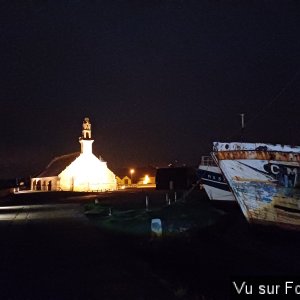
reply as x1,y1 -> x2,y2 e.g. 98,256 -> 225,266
215,151 -> 300,162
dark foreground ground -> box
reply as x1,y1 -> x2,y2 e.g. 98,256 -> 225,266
0,189 -> 300,300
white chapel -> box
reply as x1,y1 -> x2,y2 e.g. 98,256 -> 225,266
31,118 -> 117,192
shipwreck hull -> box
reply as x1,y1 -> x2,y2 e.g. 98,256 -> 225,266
213,142 -> 300,230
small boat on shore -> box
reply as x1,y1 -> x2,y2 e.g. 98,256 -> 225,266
212,142 -> 300,230
197,156 -> 235,202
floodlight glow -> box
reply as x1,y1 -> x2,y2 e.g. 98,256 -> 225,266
59,153 -> 116,191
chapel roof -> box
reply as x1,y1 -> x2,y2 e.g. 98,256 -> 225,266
36,152 -> 80,177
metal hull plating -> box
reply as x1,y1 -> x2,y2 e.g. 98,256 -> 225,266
213,142 -> 300,230
198,165 -> 235,201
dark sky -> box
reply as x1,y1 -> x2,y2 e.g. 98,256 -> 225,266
1,0 -> 300,178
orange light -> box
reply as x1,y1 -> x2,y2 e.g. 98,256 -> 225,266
143,175 -> 150,184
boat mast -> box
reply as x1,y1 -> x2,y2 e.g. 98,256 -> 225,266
240,113 -> 245,142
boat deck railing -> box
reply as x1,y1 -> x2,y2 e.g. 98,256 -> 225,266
200,156 -> 217,166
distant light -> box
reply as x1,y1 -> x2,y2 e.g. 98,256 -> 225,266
130,169 -> 135,175
143,175 -> 150,184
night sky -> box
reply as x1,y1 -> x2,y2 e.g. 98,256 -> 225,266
1,0 -> 300,178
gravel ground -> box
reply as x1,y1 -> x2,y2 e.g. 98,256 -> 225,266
1,189 -> 300,300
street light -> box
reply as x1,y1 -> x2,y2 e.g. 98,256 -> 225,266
130,169 -> 135,186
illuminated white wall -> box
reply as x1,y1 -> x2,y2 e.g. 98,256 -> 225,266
58,152 -> 117,192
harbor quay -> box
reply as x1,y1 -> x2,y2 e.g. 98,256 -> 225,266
0,189 -> 299,299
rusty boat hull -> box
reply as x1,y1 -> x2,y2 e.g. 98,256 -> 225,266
212,142 -> 300,230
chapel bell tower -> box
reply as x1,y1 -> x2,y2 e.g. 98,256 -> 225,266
79,117 -> 94,154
